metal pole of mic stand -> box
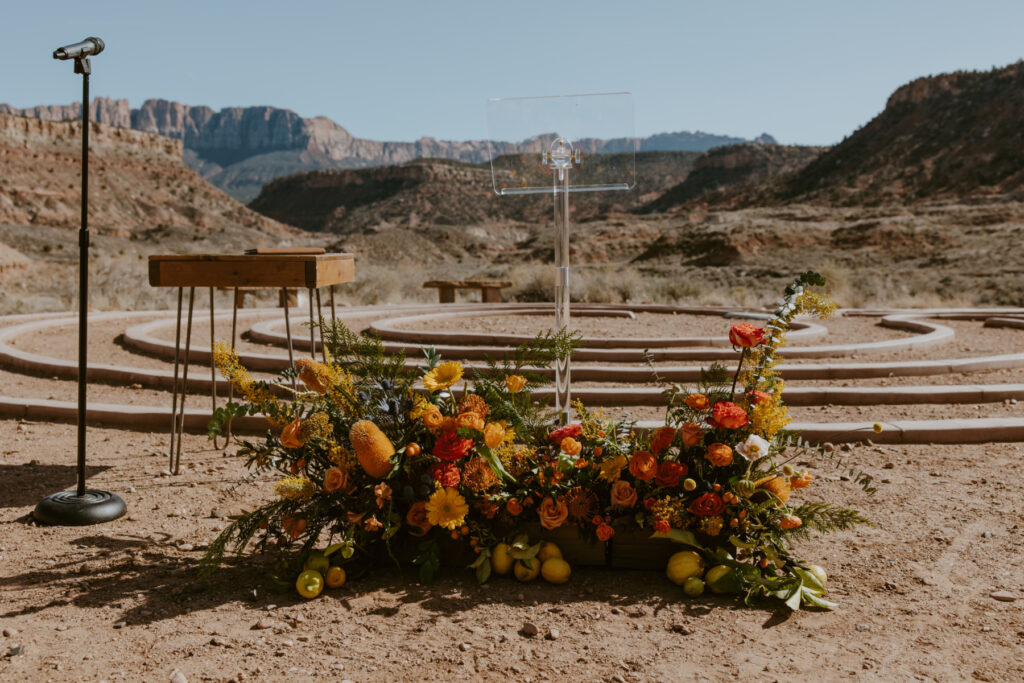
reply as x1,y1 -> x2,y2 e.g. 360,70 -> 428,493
34,48 -> 126,525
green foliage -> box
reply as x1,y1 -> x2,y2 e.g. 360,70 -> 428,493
790,501 -> 872,536
412,539 -> 441,584
320,317 -> 411,384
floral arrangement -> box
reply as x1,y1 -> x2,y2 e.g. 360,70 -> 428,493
203,272 -> 870,610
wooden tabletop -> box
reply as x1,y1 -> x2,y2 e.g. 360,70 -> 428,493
148,253 -> 355,289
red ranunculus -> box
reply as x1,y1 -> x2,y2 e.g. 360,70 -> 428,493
548,423 -> 583,443
650,426 -> 677,456
428,461 -> 461,487
432,431 -> 474,462
710,401 -> 749,430
689,492 -> 725,517
729,323 -> 766,348
655,461 -> 686,488
596,523 -> 615,542
653,519 -> 671,534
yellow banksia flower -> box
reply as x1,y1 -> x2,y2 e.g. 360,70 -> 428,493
299,412 -> 332,442
274,475 -> 315,501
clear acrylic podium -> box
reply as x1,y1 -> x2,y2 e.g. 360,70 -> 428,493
486,93 -> 636,423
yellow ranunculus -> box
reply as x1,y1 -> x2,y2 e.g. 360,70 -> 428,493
597,454 -> 628,482
505,374 -> 527,393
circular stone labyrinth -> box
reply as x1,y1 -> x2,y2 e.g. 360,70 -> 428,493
1,302 -> 1023,445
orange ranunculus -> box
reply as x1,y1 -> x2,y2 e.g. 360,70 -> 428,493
711,401 -> 748,430
790,471 -> 814,489
655,461 -> 686,488
705,442 -> 734,467
596,523 -> 615,542
422,405 -> 443,429
688,493 -> 725,517
440,416 -> 459,433
505,374 -> 527,393
280,419 -> 304,449
505,498 -> 523,516
729,322 -> 766,348
628,450 -> 658,482
560,437 -> 582,456
650,426 -> 676,456
432,431 -> 474,462
406,501 -> 432,536
684,393 -> 710,411
323,467 -> 349,493
483,422 -> 505,448
457,412 -> 485,432
779,514 -> 802,530
654,519 -> 671,534
679,422 -> 704,447
747,389 -> 772,405
609,480 -> 637,508
538,496 -> 568,530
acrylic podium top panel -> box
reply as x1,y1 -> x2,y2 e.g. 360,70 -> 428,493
486,92 -> 636,195
148,253 -> 355,289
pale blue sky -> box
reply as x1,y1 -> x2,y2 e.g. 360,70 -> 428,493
2,1 -> 1021,145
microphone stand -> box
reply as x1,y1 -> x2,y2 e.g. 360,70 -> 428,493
33,49 -> 126,525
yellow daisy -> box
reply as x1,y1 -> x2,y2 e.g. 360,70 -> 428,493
424,487 -> 469,530
422,361 -> 464,393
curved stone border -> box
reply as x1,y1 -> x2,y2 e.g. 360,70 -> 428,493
3,393 -> 1021,444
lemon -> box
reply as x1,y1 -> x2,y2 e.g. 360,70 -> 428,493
704,565 -> 737,594
513,558 -> 540,582
666,551 -> 704,586
295,569 -> 324,599
807,564 -> 828,587
537,541 -> 562,562
540,558 -> 571,584
303,550 -> 330,574
682,576 -> 705,597
490,542 -> 514,576
325,566 -> 346,588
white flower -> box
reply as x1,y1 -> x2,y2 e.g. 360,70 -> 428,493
735,434 -> 771,461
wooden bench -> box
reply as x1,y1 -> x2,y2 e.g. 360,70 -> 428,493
423,279 -> 513,303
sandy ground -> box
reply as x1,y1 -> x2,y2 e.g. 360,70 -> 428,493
0,423 -> 1022,682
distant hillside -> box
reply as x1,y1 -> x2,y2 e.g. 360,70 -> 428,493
248,151 -> 700,233
0,98 -> 769,201
0,113 -> 293,239
734,61 -> 1024,206
640,143 -> 825,212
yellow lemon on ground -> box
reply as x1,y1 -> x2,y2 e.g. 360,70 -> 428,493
666,551 -> 704,586
295,569 -> 324,599
513,558 -> 540,582
537,541 -> 563,562
682,576 -> 705,597
541,558 -> 571,584
325,566 -> 346,588
807,564 -> 828,587
490,542 -> 514,576
704,565 -> 737,594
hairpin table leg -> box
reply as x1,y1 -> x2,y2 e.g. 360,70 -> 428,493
209,287 -> 225,451
225,287 -> 238,445
308,287 -> 316,361
173,286 -> 195,475
315,288 -> 326,362
168,287 -> 184,473
282,288 -> 296,392
330,285 -> 336,322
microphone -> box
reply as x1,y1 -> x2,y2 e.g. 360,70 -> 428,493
53,37 -> 105,61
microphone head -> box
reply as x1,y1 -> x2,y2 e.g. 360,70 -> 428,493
86,37 -> 104,56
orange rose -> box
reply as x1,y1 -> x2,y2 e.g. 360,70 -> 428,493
711,401 -> 748,430
596,523 -> 615,542
729,322 -> 766,348
505,498 -> 523,516
505,374 -> 527,393
705,443 -> 734,467
483,422 -> 505,448
560,437 -> 582,456
790,471 -> 813,489
650,426 -> 676,456
628,450 -> 658,482
609,480 -> 637,508
323,467 -> 349,493
538,496 -> 568,530
457,412 -> 485,432
679,422 -> 704,447
747,389 -> 772,406
406,501 -> 432,536
422,405 -> 443,429
684,393 -> 710,411
280,419 -> 304,449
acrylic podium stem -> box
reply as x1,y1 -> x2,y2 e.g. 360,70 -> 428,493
554,169 -> 571,425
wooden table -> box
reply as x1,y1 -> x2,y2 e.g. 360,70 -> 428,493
149,253 -> 355,473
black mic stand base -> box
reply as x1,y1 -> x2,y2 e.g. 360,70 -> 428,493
34,490 -> 126,526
